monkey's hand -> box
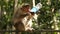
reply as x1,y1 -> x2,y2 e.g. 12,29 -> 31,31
30,12 -> 35,15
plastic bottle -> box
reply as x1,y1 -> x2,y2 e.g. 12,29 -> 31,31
30,3 -> 42,12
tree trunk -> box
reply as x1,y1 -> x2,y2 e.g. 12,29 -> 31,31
0,6 -> 1,19
12,0 -> 18,34
13,0 -> 18,15
32,0 -> 35,7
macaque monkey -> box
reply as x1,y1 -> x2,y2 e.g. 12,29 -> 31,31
12,3 -> 34,33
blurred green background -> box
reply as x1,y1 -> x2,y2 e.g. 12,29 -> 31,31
0,0 -> 60,34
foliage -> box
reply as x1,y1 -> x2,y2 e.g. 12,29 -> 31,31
0,0 -> 60,34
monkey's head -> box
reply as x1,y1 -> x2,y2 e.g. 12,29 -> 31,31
21,3 -> 30,12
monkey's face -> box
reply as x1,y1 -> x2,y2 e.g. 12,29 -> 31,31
22,6 -> 30,12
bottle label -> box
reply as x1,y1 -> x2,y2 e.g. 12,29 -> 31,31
30,7 -> 39,12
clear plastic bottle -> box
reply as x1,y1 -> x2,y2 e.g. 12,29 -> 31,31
30,3 -> 42,12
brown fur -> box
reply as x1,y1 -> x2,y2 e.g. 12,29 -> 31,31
12,7 -> 34,34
